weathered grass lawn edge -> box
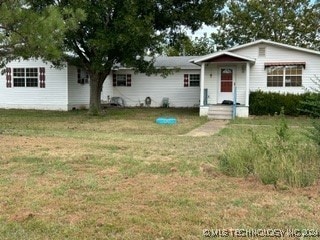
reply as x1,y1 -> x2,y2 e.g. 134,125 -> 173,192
0,109 -> 319,239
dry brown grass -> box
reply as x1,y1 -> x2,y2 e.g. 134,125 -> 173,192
0,109 -> 319,239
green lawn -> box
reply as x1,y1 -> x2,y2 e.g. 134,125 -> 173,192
0,108 -> 319,239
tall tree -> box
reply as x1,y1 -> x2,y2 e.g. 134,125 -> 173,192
211,0 -> 320,50
24,0 -> 225,114
164,33 -> 216,56
0,0 -> 84,67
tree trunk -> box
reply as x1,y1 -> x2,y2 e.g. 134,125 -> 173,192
89,72 -> 108,115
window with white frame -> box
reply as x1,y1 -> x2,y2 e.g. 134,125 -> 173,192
267,65 -> 302,87
184,74 -> 200,87
113,74 -> 132,87
189,74 -> 200,87
13,68 -> 39,87
77,68 -> 89,84
116,74 -> 127,86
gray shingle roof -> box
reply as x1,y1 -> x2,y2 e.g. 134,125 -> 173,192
152,56 -> 200,69
114,56 -> 200,70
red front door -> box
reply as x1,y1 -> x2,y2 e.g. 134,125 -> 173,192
219,68 -> 234,103
221,68 -> 233,92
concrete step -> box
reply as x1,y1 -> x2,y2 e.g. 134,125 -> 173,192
208,105 -> 233,120
208,114 -> 232,120
208,109 -> 232,114
209,105 -> 233,110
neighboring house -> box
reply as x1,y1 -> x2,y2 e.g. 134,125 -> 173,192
101,56 -> 201,107
190,39 -> 320,118
1,39 -> 320,118
0,59 -> 90,110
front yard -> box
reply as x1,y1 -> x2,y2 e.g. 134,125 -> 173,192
0,108 -> 319,239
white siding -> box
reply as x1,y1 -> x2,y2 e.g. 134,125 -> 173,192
105,69 -> 201,107
101,74 -> 113,103
235,64 -> 246,104
0,59 -> 68,110
201,43 -> 320,111
67,66 -> 90,109
203,63 -> 247,105
232,44 -> 320,94
203,63 -> 218,104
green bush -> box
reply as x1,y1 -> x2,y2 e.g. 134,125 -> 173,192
300,76 -> 320,150
219,111 -> 320,188
249,91 -> 317,116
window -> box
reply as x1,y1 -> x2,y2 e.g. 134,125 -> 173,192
77,68 -> 89,84
184,74 -> 200,87
116,74 -> 127,86
285,66 -> 303,87
113,74 -> 132,87
189,74 -> 200,87
13,68 -> 39,87
267,66 -> 283,87
267,65 -> 302,87
26,68 -> 38,87
13,68 -> 26,87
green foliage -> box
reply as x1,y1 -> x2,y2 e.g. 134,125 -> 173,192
220,116 -> 320,188
0,1 -> 85,67
249,91 -> 317,116
211,0 -> 320,50
311,121 -> 320,148
1,0 -> 225,112
33,0 -> 225,112
300,76 -> 320,116
164,33 -> 216,56
300,76 -> 320,149
276,107 -> 289,141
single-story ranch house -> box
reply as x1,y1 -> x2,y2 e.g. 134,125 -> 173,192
1,39 -> 320,118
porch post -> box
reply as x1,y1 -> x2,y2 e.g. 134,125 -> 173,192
200,62 -> 205,106
245,62 -> 250,107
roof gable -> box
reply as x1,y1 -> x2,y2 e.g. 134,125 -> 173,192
203,54 -> 248,62
190,51 -> 255,64
190,39 -> 320,65
229,39 -> 320,56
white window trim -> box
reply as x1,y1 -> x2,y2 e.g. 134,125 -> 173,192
77,68 -> 90,84
189,74 -> 200,87
13,67 -> 39,88
267,65 -> 302,87
116,74 -> 128,86
114,73 -> 131,87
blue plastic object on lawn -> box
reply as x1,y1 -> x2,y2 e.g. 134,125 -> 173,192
156,117 -> 177,125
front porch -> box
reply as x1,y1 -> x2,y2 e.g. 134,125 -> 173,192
190,52 -> 256,119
